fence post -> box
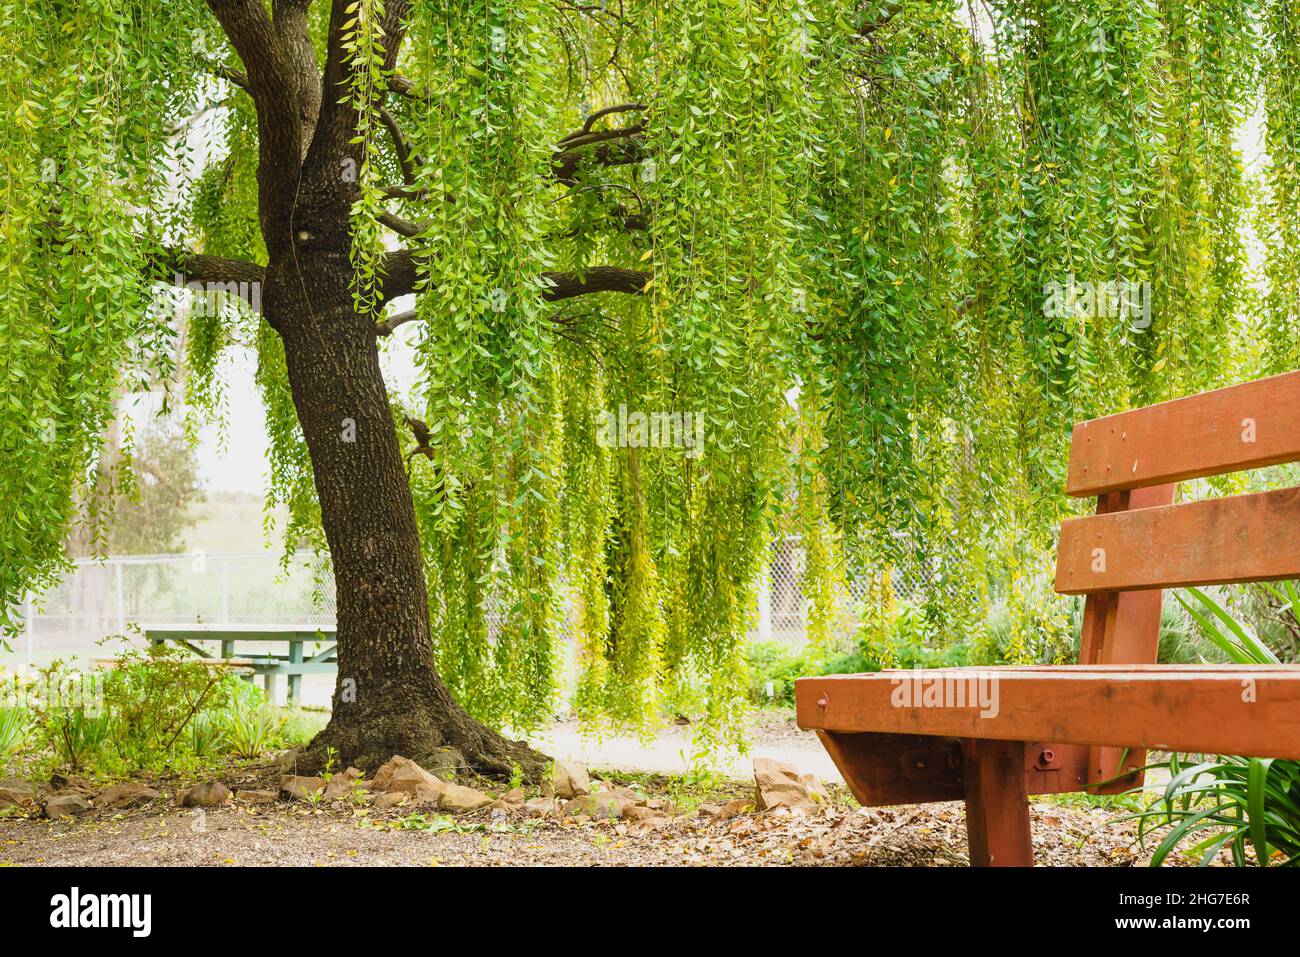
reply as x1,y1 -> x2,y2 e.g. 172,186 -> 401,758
757,569 -> 772,643
114,560 -> 125,632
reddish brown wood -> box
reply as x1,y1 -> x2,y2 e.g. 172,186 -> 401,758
1066,370 -> 1300,497
1075,484 -> 1176,792
796,669 -> 1300,759
1056,488 -> 1300,594
816,731 -> 965,806
963,738 -> 1033,867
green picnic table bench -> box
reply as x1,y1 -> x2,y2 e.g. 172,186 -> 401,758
142,623 -> 337,704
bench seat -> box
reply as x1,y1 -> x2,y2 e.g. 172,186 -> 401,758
799,666 -> 1300,761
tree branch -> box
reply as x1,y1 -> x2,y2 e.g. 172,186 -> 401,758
552,134 -> 646,187
542,267 -> 649,301
205,1 -> 305,254
378,105 -> 418,185
151,250 -> 266,287
377,251 -> 647,310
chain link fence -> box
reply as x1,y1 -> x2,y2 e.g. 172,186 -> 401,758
5,540 -> 924,668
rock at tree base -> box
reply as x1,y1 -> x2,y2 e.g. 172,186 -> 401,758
547,759 -> 591,799
274,750 -> 300,773
622,804 -> 667,823
182,781 -> 232,807
372,792 -> 408,811
93,782 -> 160,809
564,792 -> 634,820
49,773 -> 94,794
753,758 -> 826,811
438,783 -> 492,813
501,787 -> 525,805
370,756 -> 447,796
0,779 -> 39,809
412,749 -> 461,782
524,797 -> 560,818
322,767 -> 365,800
280,776 -> 326,800
236,789 -> 279,804
44,793 -> 92,819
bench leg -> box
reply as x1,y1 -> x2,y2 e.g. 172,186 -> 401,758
963,739 -> 1033,867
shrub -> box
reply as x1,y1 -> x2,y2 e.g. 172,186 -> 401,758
1127,585 -> 1299,866
96,642 -> 241,769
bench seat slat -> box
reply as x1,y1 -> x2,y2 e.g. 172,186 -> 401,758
796,669 -> 1300,761
1066,370 -> 1300,497
1055,487 -> 1300,594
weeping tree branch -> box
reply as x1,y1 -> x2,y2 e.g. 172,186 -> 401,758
557,103 -> 647,144
151,250 -> 267,287
205,0 -> 310,253
552,130 -> 646,187
376,251 -> 648,324
378,104 -> 419,185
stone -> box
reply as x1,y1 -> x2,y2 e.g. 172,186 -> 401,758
564,792 -> 633,820
753,757 -> 823,811
711,798 -> 753,820
623,803 -> 667,823
44,793 -> 92,819
548,759 -> 591,799
409,782 -> 446,806
438,783 -> 492,813
235,789 -> 279,804
181,781 -> 232,807
49,773 -> 94,794
372,791 -> 408,811
370,756 -> 447,796
501,787 -> 525,805
280,775 -> 326,800
524,796 -> 560,818
0,780 -> 38,808
93,782 -> 160,809
322,767 -> 365,800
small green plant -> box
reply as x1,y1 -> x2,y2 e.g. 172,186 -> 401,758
189,712 -> 226,758
0,706 -> 29,766
1126,585 -> 1299,866
219,685 -> 282,760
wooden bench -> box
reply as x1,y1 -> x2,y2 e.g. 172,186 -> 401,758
142,624 -> 337,703
796,370 -> 1300,866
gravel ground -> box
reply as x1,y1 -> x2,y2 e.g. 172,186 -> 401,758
0,785 -> 1169,867
0,710 -> 1190,867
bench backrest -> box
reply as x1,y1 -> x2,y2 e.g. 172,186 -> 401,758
1052,370 -> 1300,788
1054,370 -> 1300,666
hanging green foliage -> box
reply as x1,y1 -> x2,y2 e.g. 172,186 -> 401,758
2,1 -> 1298,753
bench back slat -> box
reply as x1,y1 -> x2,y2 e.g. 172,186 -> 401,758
1056,487 -> 1300,594
1066,370 -> 1300,497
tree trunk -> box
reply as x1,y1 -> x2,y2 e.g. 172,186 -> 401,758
261,249 -> 547,778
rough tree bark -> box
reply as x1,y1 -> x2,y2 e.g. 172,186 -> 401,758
199,0 -> 550,776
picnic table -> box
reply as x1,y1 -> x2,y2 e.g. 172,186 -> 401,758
142,623 -> 337,704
